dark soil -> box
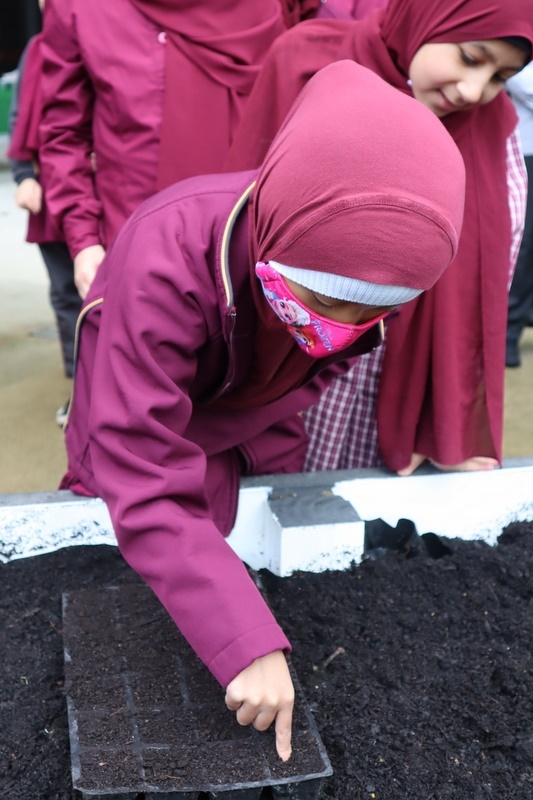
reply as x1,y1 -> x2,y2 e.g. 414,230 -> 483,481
1,522 -> 533,800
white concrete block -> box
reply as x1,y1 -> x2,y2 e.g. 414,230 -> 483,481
1,464 -> 532,571
333,465 -> 533,545
262,513 -> 366,577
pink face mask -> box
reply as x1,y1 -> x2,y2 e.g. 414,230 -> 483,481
255,262 -> 389,359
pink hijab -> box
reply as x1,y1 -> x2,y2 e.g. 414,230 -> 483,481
217,60 -> 465,408
129,0 -> 285,189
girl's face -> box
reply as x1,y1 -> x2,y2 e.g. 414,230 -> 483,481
284,278 -> 395,325
408,39 -> 527,117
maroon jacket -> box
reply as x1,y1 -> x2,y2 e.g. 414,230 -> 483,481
39,0 -> 284,259
39,0 -> 166,257
62,169 -> 382,687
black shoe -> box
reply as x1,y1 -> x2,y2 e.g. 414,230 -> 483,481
505,342 -> 521,368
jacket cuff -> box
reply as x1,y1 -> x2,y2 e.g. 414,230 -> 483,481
208,623 -> 292,688
64,220 -> 103,260
10,159 -> 35,185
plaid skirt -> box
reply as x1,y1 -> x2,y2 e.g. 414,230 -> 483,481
303,343 -> 385,471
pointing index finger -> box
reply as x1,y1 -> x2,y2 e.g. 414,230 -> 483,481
275,705 -> 293,762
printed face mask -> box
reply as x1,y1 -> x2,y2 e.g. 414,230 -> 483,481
255,262 -> 388,358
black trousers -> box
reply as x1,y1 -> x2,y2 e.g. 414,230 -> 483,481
507,154 -> 533,346
38,242 -> 82,378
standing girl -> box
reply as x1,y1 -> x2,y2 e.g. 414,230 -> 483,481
225,0 -> 533,476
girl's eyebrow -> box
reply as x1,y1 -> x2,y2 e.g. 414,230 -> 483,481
469,41 -> 526,72
470,41 -> 498,64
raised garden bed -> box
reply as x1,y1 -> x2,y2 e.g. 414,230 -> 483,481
1,520 -> 532,799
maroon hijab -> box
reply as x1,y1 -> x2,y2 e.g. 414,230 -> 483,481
129,0 -> 285,189
225,0 -> 533,468
366,0 -> 533,469
217,60 -> 465,408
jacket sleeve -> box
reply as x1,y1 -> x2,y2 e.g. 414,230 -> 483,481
39,0 -> 102,257
87,208 -> 290,688
8,42 -> 36,185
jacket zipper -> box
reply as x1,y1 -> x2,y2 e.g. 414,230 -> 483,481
65,182 -> 257,426
209,180 -> 256,400
64,298 -> 104,429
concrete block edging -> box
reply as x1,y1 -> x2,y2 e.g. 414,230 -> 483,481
1,459 -> 532,575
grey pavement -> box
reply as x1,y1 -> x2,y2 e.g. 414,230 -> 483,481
1,166 -> 70,493
0,164 -> 532,495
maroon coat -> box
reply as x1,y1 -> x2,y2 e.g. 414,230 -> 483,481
62,169 -> 382,686
39,0 -> 284,258
39,0 -> 165,257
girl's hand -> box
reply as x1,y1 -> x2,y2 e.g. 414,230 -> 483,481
15,178 -> 42,214
74,244 -> 106,299
397,453 -> 498,476
225,650 -> 294,761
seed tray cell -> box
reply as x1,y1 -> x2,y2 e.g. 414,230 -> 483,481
62,584 -> 332,799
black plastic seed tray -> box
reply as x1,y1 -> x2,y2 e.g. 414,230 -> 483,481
62,584 -> 332,799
